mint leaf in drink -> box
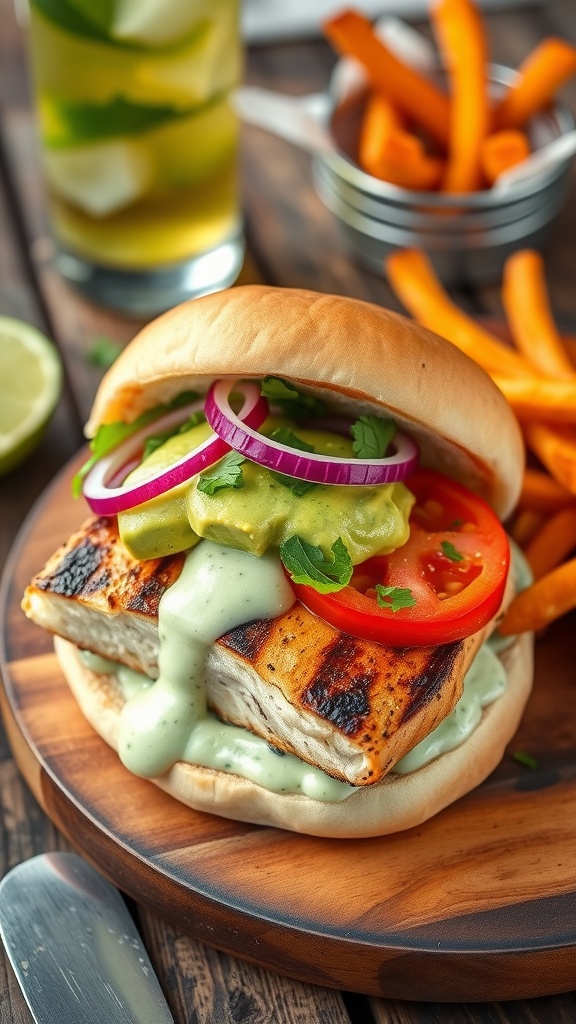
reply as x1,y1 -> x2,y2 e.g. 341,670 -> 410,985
280,536 -> 352,593
30,0 -> 113,43
46,97 -> 190,149
375,585 -> 416,612
261,376 -> 326,419
441,540 -> 464,562
350,415 -> 396,459
66,0 -> 115,32
197,452 -> 245,495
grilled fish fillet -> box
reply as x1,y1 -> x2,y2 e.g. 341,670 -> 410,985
22,516 -> 488,786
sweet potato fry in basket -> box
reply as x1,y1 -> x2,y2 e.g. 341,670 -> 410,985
358,93 -> 445,189
480,130 -> 530,185
430,0 -> 489,193
493,37 -> 576,131
324,9 -> 450,147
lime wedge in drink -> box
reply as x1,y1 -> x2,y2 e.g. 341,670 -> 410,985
133,8 -> 241,107
0,318 -> 63,476
44,139 -> 152,216
145,96 -> 237,189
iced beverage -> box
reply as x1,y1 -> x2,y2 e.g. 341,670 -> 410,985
27,0 -> 243,313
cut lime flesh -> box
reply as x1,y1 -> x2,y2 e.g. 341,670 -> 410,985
0,318 -> 63,475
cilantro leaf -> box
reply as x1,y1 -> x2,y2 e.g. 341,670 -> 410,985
512,750 -> 539,770
273,476 -> 317,497
268,427 -> 317,496
441,540 -> 464,562
375,585 -> 417,612
269,427 -> 315,453
350,415 -> 396,459
71,391 -> 200,498
142,410 -> 206,460
280,536 -> 352,593
261,376 -> 326,419
87,335 -> 123,369
197,451 -> 245,495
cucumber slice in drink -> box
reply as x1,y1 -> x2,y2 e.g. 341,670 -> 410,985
44,140 -> 152,216
134,6 -> 241,108
30,6 -> 238,108
111,0 -> 216,48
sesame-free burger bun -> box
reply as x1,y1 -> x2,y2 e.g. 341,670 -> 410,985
55,633 -> 533,839
86,285 -> 524,519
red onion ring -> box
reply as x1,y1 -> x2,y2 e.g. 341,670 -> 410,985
205,380 -> 419,486
83,383 -> 268,515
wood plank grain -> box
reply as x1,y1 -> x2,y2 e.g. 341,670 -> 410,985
2,456 -> 576,1002
138,908 -> 354,1024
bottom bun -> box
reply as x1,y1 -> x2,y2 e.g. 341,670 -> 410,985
54,633 -> 534,839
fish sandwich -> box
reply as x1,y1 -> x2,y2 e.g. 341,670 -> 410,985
22,285 -> 533,838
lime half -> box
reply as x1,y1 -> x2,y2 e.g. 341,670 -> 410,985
0,317 -> 63,476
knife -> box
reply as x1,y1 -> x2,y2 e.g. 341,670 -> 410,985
0,852 -> 175,1024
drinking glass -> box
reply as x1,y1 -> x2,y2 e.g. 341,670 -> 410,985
26,0 -> 244,316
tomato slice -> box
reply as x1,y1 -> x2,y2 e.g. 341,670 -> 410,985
291,469 -> 510,647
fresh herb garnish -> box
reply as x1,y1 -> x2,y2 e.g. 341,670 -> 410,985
448,519 -> 463,530
441,540 -> 465,562
512,750 -> 539,770
268,427 -> 317,496
261,376 -> 326,419
279,536 -> 353,593
197,451 -> 245,495
142,410 -> 206,460
72,391 -> 200,498
375,585 -> 417,612
350,415 -> 396,459
87,335 -> 123,369
269,426 -> 315,453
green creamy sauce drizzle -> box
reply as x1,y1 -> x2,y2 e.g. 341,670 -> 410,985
79,542 -> 511,801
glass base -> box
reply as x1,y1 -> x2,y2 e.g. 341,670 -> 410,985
55,228 -> 245,319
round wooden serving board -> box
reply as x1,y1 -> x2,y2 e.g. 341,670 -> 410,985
1,455 -> 576,1002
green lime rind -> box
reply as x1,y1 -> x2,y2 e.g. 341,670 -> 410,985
42,91 -> 224,148
0,318 -> 63,478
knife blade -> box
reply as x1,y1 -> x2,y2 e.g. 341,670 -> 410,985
0,852 -> 175,1024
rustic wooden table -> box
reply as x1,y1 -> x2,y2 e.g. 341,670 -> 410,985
1,1 -> 575,1021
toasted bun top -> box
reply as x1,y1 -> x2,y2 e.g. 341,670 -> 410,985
86,285 -> 524,518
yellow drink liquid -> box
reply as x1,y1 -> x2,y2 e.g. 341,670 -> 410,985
28,0 -> 242,290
